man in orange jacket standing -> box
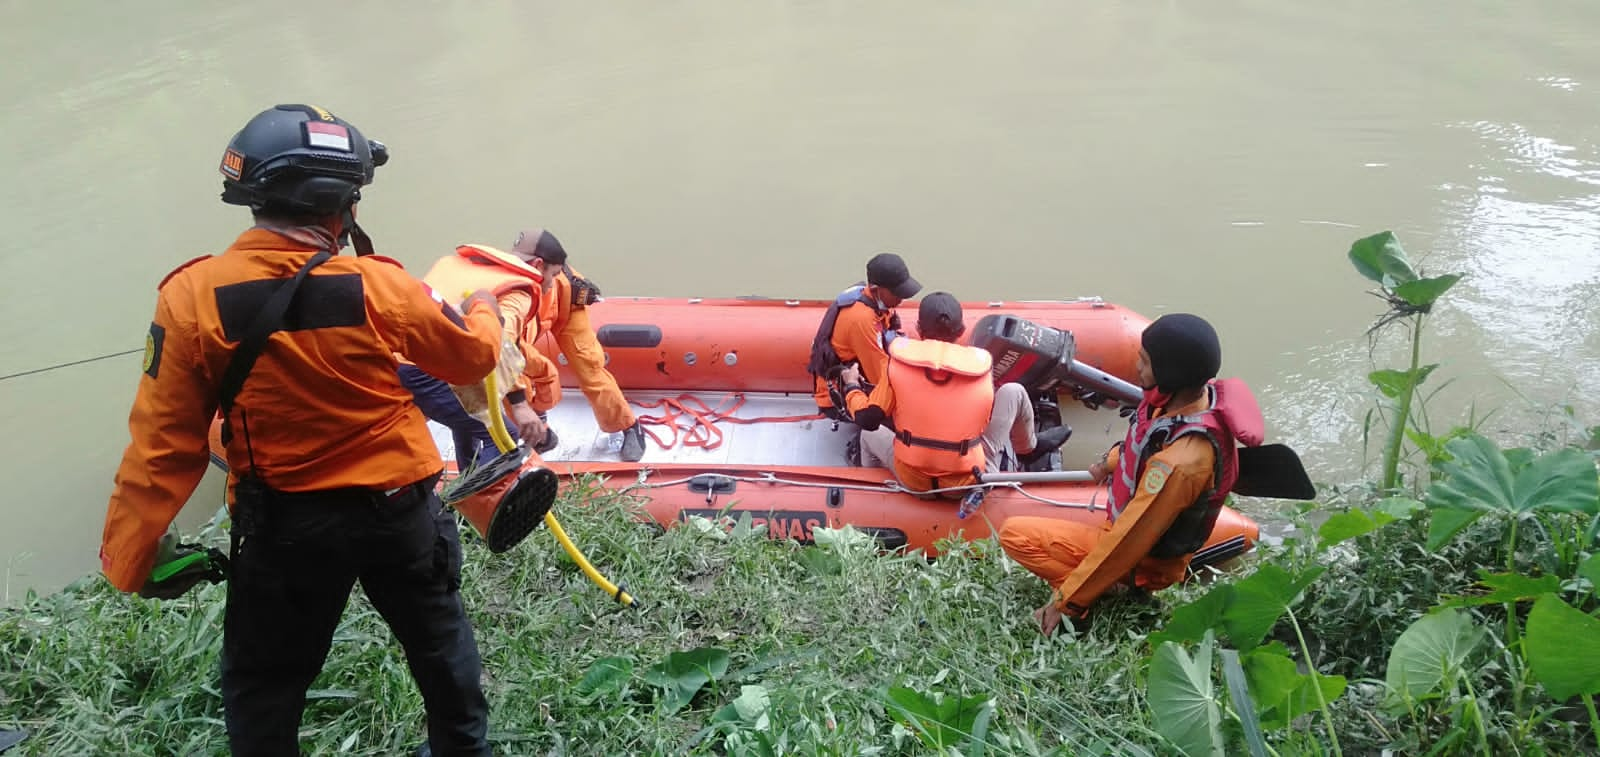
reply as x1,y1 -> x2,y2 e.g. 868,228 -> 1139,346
510,228 -> 647,461
99,104 -> 540,755
1000,313 -> 1259,636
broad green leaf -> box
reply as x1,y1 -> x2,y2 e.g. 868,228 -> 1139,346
1393,274 -> 1462,307
1348,230 -> 1418,286
1220,565 -> 1326,651
1525,594 -> 1600,700
1273,673 -> 1347,730
1317,508 -> 1397,548
1148,639 -> 1224,757
882,687 -> 992,750
1425,508 -> 1484,551
1437,570 -> 1562,608
1425,434 -> 1600,516
796,548 -> 842,577
1219,649 -> 1270,756
1368,370 -> 1412,399
643,647 -> 730,713
1375,496 -> 1426,520
1579,553 -> 1600,589
710,685 -> 770,728
1383,609 -> 1484,713
1240,648 -> 1301,727
1370,365 -> 1437,400
813,525 -> 876,552
1150,584 -> 1233,648
1504,447 -> 1536,473
575,656 -> 634,701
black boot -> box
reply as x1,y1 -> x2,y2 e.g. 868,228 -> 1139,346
620,422 -> 646,462
1017,425 -> 1072,467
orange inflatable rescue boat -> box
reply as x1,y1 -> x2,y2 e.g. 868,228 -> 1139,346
208,296 -> 1281,570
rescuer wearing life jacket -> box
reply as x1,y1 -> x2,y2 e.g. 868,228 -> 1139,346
807,252 -> 922,422
397,242 -> 561,471
99,104 -> 542,755
509,228 -> 648,462
837,293 -> 1072,494
999,313 -> 1265,636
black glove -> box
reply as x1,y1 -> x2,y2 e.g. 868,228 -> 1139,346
567,269 -> 602,307
138,534 -> 229,600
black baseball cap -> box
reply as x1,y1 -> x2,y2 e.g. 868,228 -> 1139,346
511,228 -> 567,265
865,253 -> 921,299
916,291 -> 965,341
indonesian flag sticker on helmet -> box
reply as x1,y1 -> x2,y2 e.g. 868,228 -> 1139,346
304,121 -> 352,151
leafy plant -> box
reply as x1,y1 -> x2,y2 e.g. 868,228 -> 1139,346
1148,563 -> 1345,755
880,686 -> 995,753
1348,230 -> 1463,493
1148,634 -> 1222,757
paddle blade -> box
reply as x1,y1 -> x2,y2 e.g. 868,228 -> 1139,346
1233,444 -> 1316,500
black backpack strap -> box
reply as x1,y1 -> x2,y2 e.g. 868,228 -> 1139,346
218,250 -> 334,445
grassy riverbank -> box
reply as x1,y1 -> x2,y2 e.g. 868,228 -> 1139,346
2,457 -> 1597,755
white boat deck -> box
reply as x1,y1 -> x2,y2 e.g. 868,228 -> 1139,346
429,389 -> 1126,471
431,390 -> 856,468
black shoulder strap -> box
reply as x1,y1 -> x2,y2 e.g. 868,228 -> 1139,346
218,250 -> 334,444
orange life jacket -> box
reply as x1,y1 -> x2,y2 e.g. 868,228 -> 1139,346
885,338 -> 995,476
421,244 -> 544,302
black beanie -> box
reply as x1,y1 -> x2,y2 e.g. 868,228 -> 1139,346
1140,313 -> 1221,392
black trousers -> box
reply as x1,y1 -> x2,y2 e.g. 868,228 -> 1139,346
220,476 -> 490,756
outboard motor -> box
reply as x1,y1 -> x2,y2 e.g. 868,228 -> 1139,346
970,314 -> 1143,410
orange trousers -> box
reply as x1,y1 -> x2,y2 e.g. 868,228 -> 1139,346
556,306 -> 636,433
998,516 -> 1189,613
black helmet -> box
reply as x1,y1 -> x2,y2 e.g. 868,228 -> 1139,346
218,104 -> 389,216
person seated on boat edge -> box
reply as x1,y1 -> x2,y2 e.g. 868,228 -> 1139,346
99,104 -> 515,755
807,252 -> 922,424
999,313 -> 1265,636
509,228 -> 648,463
396,243 -> 561,472
837,292 -> 1072,499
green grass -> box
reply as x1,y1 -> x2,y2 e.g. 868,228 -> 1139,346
0,481 -> 1176,756
5,476 -> 1595,755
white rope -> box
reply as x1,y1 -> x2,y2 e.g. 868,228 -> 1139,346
613,467 -> 1103,511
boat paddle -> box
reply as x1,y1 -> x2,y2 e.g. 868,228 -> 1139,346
977,443 -> 1315,500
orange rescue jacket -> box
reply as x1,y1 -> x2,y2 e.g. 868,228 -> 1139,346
99,228 -> 502,592
412,244 -> 549,400
884,338 -> 994,477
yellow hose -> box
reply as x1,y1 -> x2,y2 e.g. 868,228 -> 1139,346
485,359 -> 637,606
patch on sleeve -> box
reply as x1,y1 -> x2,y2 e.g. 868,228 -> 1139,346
1142,459 -> 1174,495
144,322 -> 165,379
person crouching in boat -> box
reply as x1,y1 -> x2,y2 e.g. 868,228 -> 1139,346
837,292 -> 1072,497
807,253 -> 922,427
509,228 -> 649,462
396,244 -> 565,554
1000,313 -> 1263,636
397,243 -> 560,469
